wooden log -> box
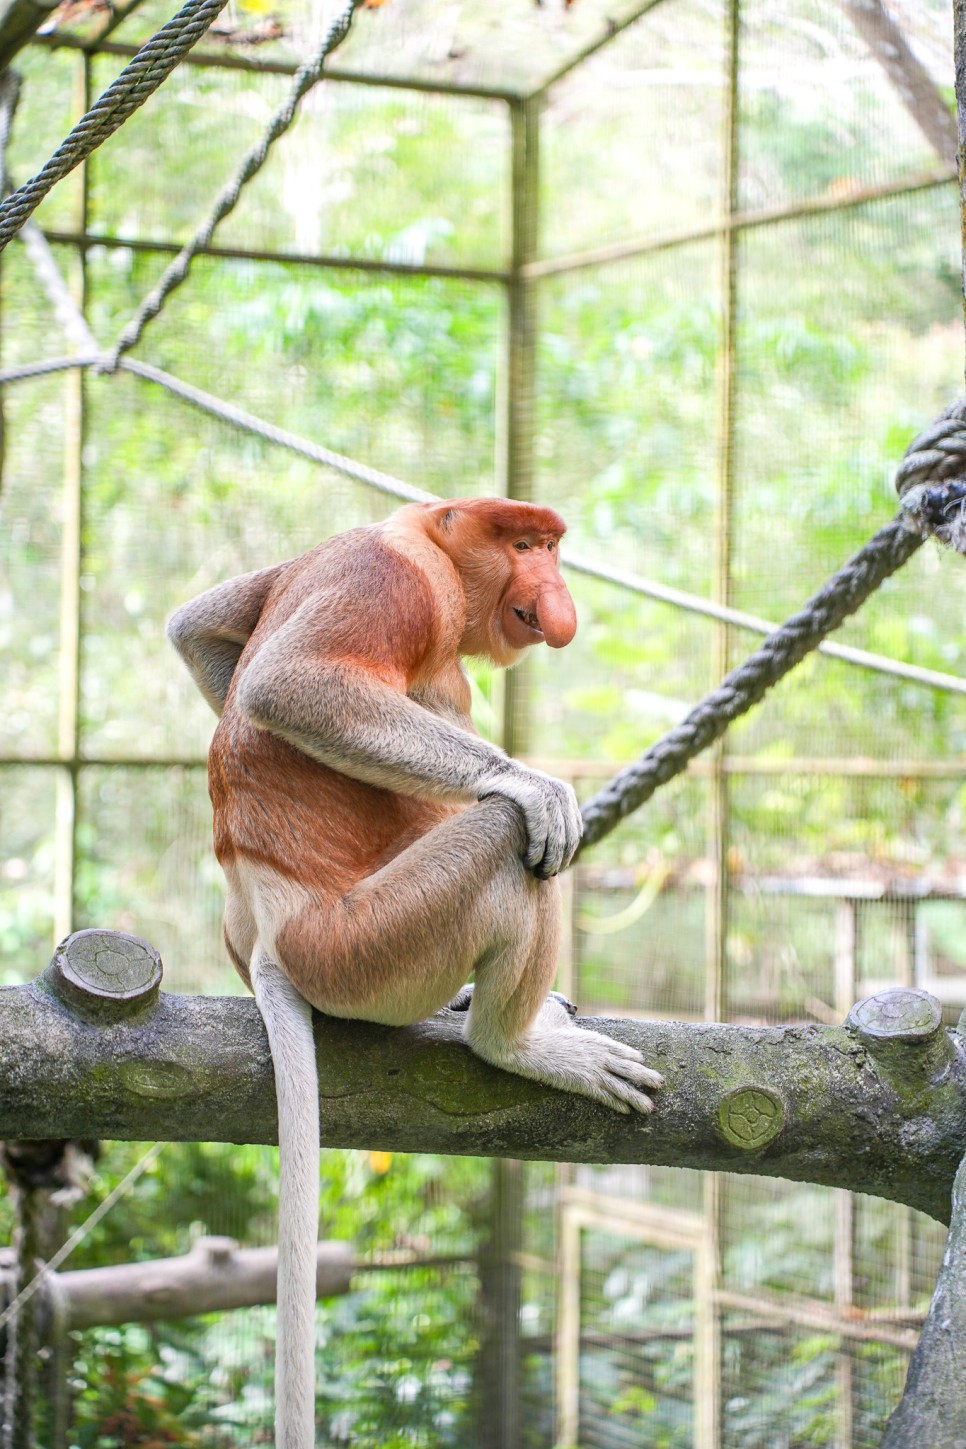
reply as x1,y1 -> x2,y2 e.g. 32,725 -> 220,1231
54,1236 -> 354,1333
0,933 -> 964,1222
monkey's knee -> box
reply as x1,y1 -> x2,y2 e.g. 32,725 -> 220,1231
474,793 -> 529,858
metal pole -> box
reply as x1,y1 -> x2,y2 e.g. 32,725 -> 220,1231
479,92 -> 543,1449
699,4 -> 742,1443
955,0 -> 966,382
52,53 -> 89,947
2,1184 -> 42,1449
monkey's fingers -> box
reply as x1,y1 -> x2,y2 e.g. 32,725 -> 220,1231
478,772 -> 558,875
445,984 -> 475,1012
530,781 -> 582,878
533,779 -> 582,876
560,784 -> 583,868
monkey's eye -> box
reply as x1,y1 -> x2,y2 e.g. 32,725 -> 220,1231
547,540 -> 556,552
514,540 -> 531,551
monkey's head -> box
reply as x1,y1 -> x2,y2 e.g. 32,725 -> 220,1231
422,497 -> 577,667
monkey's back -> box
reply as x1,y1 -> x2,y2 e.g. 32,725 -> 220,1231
208,525 -> 467,896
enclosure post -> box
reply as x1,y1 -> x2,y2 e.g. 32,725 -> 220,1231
0,1144 -> 67,1449
697,2 -> 745,1442
499,96 -> 540,767
954,0 -> 966,381
504,95 -> 539,505
834,902 -> 858,1448
708,0 -> 740,1032
48,65 -> 91,1441
53,51 -> 91,946
478,92 -> 543,1449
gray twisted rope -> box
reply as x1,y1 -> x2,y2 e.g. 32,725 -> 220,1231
578,409 -> 966,851
0,0 -> 229,252
102,0 -> 360,371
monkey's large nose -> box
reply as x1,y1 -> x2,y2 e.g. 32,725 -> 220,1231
535,581 -> 577,648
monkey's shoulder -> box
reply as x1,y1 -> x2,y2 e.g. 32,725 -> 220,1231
282,526 -> 454,612
253,523 -> 464,675
378,515 -> 465,642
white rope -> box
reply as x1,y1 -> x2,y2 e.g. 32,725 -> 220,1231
1,348 -> 962,695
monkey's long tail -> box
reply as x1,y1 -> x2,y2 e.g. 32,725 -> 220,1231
250,948 -> 321,1449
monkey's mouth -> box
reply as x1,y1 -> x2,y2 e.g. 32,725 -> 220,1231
512,606 -> 543,636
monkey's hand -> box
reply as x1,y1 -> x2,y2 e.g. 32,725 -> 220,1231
477,766 -> 582,878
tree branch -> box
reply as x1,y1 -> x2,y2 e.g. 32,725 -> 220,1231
1,932 -> 964,1224
882,1148 -> 966,1446
838,0 -> 958,167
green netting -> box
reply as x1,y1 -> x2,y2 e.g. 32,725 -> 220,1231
0,0 -> 961,1442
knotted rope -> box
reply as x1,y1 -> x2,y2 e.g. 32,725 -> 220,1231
577,410 -> 966,851
894,397 -> 966,553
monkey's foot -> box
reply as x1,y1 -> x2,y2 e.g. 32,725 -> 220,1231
469,1004 -> 663,1115
446,984 -> 577,1017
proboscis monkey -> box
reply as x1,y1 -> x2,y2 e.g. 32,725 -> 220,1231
169,497 -> 663,1448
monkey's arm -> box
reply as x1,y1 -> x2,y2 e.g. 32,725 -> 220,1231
168,565 -> 285,717
235,604 -> 582,876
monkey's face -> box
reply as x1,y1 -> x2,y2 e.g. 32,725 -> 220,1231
420,497 -> 578,667
498,534 -> 577,656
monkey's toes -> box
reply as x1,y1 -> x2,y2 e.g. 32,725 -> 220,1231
604,1056 -> 663,1110
549,989 -> 577,1016
602,1037 -> 664,1083
603,1077 -> 657,1114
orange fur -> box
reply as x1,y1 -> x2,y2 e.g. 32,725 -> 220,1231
209,499 -> 572,897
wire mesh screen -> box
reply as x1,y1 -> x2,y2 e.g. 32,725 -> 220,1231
0,0 -> 963,1444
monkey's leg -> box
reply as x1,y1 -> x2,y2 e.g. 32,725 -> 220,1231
270,797 -> 662,1113
270,796 -> 536,1024
463,871 -> 663,1115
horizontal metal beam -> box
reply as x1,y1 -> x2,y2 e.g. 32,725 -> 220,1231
529,755 -> 966,780
33,29 -> 522,101
4,753 -> 966,779
42,227 -> 510,285
521,169 -> 957,280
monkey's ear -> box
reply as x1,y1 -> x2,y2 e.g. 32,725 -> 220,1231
423,501 -> 459,534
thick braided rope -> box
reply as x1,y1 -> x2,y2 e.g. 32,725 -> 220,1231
103,0 -> 360,370
0,0 -> 229,252
579,406 -> 966,851
577,520 -> 923,850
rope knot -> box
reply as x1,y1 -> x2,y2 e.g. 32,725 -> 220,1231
894,400 -> 966,553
